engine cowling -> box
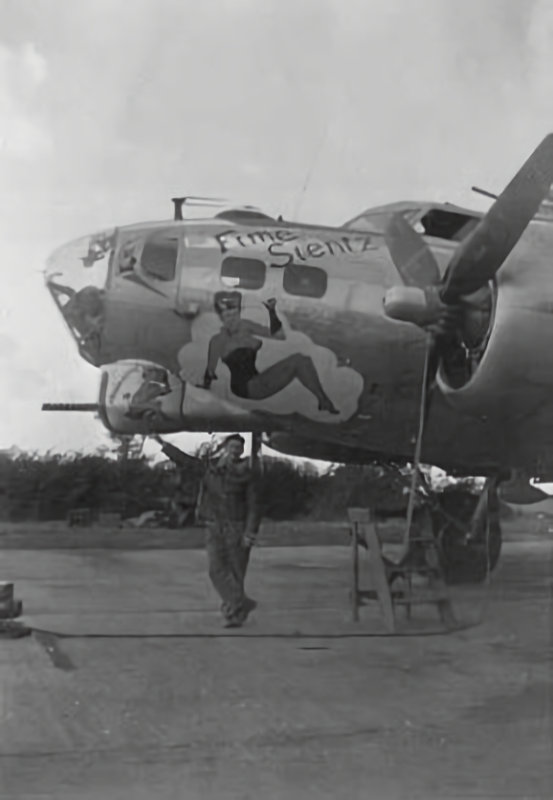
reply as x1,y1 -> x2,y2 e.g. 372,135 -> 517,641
436,280 -> 553,422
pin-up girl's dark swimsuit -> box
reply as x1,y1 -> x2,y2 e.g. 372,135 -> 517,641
203,301 -> 339,413
222,341 -> 262,399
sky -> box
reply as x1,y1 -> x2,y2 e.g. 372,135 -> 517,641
1,0 -> 553,457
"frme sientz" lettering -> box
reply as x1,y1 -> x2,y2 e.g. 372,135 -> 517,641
214,228 -> 374,267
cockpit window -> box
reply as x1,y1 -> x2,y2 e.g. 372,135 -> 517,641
343,205 -> 481,242
141,233 -> 179,281
344,211 -> 399,234
221,256 -> 266,289
418,209 -> 480,241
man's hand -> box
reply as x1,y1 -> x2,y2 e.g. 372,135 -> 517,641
151,434 -> 163,445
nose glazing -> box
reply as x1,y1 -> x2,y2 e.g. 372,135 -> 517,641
45,229 -> 115,365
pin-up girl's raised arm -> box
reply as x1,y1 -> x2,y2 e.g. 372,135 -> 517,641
240,298 -> 285,340
202,334 -> 224,389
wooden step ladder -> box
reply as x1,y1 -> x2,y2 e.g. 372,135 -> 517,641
0,583 -> 29,639
347,507 -> 457,632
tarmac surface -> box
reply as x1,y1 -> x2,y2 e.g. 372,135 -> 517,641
0,524 -> 551,799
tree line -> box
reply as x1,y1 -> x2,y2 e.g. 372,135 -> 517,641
0,446 -> 412,524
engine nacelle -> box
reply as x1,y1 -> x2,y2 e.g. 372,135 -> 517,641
437,284 -> 553,422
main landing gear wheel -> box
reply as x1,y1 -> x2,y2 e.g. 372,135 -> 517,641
431,488 -> 502,584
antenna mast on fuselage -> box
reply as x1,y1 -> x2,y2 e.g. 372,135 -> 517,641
170,196 -> 230,220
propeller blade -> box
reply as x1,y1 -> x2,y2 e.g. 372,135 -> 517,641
441,133 -> 553,303
384,214 -> 441,288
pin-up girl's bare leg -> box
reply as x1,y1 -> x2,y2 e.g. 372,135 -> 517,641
245,353 -> 339,413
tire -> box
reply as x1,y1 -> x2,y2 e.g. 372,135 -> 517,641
431,488 -> 502,584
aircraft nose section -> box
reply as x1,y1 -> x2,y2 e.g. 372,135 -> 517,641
45,229 -> 116,365
45,229 -> 115,284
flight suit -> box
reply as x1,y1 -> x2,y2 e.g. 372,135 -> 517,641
199,458 -> 260,624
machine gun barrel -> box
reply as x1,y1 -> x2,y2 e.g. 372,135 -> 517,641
42,403 -> 99,412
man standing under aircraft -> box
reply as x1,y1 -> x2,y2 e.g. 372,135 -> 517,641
153,434 -> 260,627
